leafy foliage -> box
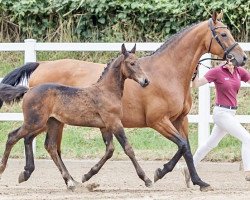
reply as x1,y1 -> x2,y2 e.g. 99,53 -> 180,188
0,0 -> 249,42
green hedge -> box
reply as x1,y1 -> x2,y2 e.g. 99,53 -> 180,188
0,0 -> 249,42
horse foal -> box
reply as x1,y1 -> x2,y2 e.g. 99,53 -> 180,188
0,44 -> 151,190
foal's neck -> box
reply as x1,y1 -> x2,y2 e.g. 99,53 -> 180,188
96,56 -> 126,98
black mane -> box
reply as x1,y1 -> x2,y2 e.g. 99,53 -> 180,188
97,54 -> 123,83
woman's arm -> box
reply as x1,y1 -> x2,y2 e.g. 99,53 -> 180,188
192,76 -> 209,88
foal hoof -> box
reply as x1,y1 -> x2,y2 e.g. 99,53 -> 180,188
18,171 -> 29,183
145,180 -> 153,188
154,168 -> 162,183
67,180 -> 78,191
82,174 -> 91,183
200,185 -> 213,192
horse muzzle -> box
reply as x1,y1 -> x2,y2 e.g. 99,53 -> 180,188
140,78 -> 150,88
227,53 -> 248,67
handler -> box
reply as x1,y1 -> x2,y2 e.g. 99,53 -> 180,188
183,60 -> 250,187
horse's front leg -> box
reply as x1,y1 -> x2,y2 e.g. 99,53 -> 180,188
82,128 -> 114,183
154,117 -> 187,182
152,116 -> 211,191
114,126 -> 152,187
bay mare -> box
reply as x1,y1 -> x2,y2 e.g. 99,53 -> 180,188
0,44 -> 151,190
0,12 -> 247,191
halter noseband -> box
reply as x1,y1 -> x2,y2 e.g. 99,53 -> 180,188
207,18 -> 238,60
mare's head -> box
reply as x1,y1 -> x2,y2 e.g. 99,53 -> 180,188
205,12 -> 247,66
121,44 -> 149,87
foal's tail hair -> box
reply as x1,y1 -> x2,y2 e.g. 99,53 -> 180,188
0,84 -> 28,106
0,62 -> 39,108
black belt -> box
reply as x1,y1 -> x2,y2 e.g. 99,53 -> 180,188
216,104 -> 238,110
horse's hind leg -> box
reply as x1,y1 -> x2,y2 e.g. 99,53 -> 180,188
19,129 -> 45,183
114,126 -> 152,187
0,126 -> 29,176
44,118 -> 77,191
82,128 -> 114,183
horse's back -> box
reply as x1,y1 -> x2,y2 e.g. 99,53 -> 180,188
29,59 -> 105,88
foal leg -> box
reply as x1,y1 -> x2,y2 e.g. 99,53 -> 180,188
44,118 -> 77,191
114,127 -> 152,187
0,126 -> 33,176
19,134 -> 39,183
152,116 -> 210,190
82,128 -> 114,183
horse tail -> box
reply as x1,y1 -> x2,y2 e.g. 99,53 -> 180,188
1,62 -> 39,86
0,84 -> 28,107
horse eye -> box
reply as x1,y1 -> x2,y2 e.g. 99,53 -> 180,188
130,62 -> 135,66
221,33 -> 227,37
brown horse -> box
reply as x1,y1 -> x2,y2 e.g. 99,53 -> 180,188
0,44 -> 151,190
0,12 -> 247,191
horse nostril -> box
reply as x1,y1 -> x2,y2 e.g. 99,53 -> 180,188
243,55 -> 248,62
144,79 -> 150,87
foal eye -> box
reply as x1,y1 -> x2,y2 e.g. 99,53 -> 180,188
221,33 -> 227,37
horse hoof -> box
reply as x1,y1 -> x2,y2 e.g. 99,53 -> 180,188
154,168 -> 162,183
18,171 -> 28,183
82,175 -> 87,183
67,180 -> 76,191
200,185 -> 213,192
145,179 -> 153,188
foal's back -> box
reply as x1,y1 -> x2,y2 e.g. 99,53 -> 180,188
23,83 -> 107,127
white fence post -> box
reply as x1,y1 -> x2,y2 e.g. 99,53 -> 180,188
24,39 -> 37,155
24,39 -> 37,63
198,54 -> 211,147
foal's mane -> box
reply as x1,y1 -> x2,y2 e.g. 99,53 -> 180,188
97,54 -> 124,83
151,22 -> 200,55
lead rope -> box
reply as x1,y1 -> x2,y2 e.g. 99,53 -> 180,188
191,58 -> 227,81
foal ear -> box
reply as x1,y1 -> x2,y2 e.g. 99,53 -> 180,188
217,11 -> 223,21
121,43 -> 127,55
212,11 -> 217,23
130,44 -> 136,54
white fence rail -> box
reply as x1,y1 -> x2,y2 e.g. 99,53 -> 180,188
0,39 -> 250,147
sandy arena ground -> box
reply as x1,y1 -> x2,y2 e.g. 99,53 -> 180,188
0,159 -> 250,200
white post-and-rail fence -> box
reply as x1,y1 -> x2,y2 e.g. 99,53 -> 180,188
0,39 -> 249,148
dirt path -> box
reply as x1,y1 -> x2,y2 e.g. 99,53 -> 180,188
0,159 -> 250,200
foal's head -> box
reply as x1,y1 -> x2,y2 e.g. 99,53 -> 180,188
121,44 -> 149,87
206,11 -> 247,66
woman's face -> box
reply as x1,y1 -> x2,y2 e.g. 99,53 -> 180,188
226,61 -> 235,70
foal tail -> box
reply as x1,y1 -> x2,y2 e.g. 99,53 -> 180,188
0,84 -> 28,107
0,62 -> 39,108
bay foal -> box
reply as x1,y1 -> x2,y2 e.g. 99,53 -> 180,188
0,44 -> 151,190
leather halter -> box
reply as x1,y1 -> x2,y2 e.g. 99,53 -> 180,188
207,18 -> 238,59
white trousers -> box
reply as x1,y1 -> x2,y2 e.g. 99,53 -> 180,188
193,106 -> 250,171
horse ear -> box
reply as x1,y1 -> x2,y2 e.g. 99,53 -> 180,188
130,44 -> 136,54
217,11 -> 223,21
121,43 -> 127,55
212,11 -> 217,23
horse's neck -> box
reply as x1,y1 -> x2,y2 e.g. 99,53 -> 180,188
154,21 -> 208,85
96,64 -> 125,98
